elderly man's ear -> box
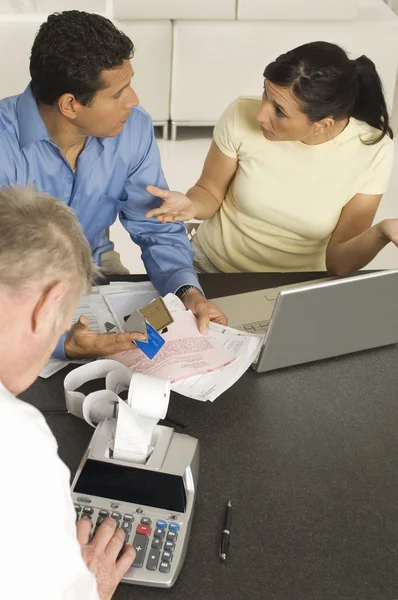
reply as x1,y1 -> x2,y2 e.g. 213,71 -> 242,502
31,281 -> 68,334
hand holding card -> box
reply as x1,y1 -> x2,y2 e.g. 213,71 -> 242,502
124,299 -> 173,360
124,310 -> 148,342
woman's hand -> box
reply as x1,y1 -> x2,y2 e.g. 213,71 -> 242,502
378,218 -> 398,246
145,185 -> 197,222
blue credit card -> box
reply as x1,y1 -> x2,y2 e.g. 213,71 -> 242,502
135,321 -> 165,360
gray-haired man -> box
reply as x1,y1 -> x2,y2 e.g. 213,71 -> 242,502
0,186 -> 135,599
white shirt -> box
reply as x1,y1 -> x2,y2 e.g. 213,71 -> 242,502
0,381 -> 99,600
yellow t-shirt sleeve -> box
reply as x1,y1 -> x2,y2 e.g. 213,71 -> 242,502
213,99 -> 239,159
358,138 -> 394,195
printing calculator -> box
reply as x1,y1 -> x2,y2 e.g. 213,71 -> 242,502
71,418 -> 199,588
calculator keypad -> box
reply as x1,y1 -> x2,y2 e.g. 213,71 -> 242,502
76,505 -> 181,575
133,520 -> 180,574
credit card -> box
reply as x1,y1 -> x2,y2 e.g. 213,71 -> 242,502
135,321 -> 165,359
124,310 -> 148,341
140,297 -> 174,332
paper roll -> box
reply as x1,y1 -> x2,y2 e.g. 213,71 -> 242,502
106,366 -> 133,396
127,373 -> 170,420
83,389 -> 119,428
64,360 -> 125,419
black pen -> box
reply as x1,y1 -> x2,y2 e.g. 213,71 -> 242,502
219,500 -> 232,561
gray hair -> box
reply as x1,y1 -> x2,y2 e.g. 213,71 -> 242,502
0,185 -> 97,296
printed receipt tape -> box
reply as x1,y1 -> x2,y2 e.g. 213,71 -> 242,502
64,360 -> 170,428
64,360 -> 129,421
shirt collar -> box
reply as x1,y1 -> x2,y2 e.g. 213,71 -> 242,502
16,83 -> 51,149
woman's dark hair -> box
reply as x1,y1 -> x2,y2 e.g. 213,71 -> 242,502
30,10 -> 134,106
263,41 -> 392,144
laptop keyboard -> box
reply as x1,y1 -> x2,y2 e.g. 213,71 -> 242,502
242,320 -> 270,334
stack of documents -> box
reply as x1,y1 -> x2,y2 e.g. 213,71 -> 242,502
41,282 -> 263,402
41,282 -> 160,378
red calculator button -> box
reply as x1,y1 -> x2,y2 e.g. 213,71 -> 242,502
136,524 -> 152,536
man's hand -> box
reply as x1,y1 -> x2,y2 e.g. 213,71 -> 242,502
65,315 -> 146,359
77,517 -> 135,600
182,288 -> 227,334
145,185 -> 197,222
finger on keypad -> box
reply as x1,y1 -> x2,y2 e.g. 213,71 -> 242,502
90,517 -> 118,551
115,544 -> 136,580
76,516 -> 93,545
105,526 -> 127,559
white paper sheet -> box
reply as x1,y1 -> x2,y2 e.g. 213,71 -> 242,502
40,293 -> 117,379
77,293 -> 119,334
171,323 -> 262,401
40,358 -> 69,379
162,294 -> 263,401
100,281 -> 158,297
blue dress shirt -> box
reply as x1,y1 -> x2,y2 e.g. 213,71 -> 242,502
0,85 -> 201,358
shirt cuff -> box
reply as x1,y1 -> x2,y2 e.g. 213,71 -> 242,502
164,270 -> 204,298
52,332 -> 68,360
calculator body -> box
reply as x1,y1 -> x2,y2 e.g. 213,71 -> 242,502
71,419 -> 199,587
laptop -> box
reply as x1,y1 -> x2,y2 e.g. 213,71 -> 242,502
212,269 -> 398,372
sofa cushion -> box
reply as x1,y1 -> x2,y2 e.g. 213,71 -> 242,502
237,0 -> 358,21
117,21 -> 172,122
0,22 -> 37,98
171,13 -> 398,122
114,0 -> 236,21
0,20 -> 171,123
0,0 -> 105,12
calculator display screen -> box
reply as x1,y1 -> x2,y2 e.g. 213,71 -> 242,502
74,459 -> 187,513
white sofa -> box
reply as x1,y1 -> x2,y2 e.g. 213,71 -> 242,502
0,0 -> 106,13
0,17 -> 172,138
0,0 -> 396,142
169,0 -> 398,138
118,21 -> 172,138
237,0 -> 358,20
114,0 -> 236,21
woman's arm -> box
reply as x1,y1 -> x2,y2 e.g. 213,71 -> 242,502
326,192 -> 398,276
186,141 -> 238,219
146,141 -> 238,222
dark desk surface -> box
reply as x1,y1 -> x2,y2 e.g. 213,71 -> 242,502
21,273 -> 398,600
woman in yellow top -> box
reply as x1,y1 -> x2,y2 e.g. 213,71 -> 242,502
146,41 -> 397,276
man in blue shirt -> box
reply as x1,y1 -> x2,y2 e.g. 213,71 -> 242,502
0,11 -> 226,360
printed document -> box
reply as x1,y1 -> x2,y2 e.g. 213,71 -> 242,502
110,310 -> 236,382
